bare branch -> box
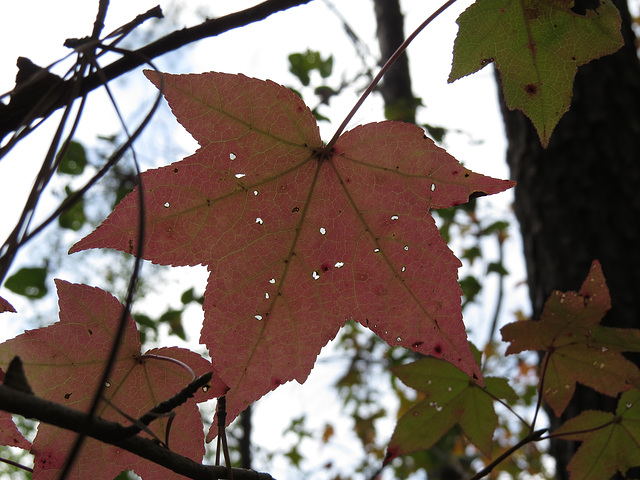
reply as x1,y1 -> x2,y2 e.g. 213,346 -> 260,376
0,0 -> 314,140
0,384 -> 274,480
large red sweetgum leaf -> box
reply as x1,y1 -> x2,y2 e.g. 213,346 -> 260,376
71,71 -> 515,432
0,280 -> 226,480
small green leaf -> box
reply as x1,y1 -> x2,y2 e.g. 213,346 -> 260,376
487,262 -> 508,276
450,0 -> 623,146
56,140 -> 87,175
460,275 -> 482,304
288,50 -> 333,86
553,389 -> 640,479
159,309 -> 186,340
386,344 -> 516,462
58,188 -> 86,231
5,267 -> 48,299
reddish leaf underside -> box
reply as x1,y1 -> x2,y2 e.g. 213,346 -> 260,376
0,295 -> 16,313
501,260 -> 640,416
71,71 -> 514,434
0,280 -> 226,480
0,369 -> 31,449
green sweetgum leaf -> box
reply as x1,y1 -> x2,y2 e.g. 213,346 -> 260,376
501,260 -> 640,416
552,389 -> 640,479
449,0 -> 623,146
385,345 -> 517,462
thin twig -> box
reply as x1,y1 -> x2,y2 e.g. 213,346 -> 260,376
530,350 -> 552,433
468,428 -> 547,480
0,0 -> 315,140
323,0 -> 459,152
0,456 -> 33,473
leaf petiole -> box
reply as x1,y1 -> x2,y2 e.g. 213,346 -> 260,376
323,0 -> 459,152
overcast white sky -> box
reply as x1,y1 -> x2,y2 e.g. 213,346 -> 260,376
0,1 -> 531,479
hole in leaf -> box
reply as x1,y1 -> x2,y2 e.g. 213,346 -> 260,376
430,183 -> 436,192
104,382 -> 111,388
202,385 -> 210,393
163,202 -> 170,208
253,190 -> 259,196
401,266 -> 406,272
230,152 -> 237,160
312,271 -> 320,280
403,245 -> 409,251
255,217 -> 264,225
265,292 -> 270,299
319,227 -> 327,235
334,261 -> 344,268
396,336 -> 402,342
373,248 -> 380,253
269,278 -> 276,284
391,215 -> 399,221
292,206 -> 300,213
255,315 -> 263,321
235,173 -> 246,179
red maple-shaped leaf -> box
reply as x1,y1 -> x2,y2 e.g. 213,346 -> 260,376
0,280 -> 227,480
501,261 -> 640,416
0,295 -> 16,313
71,71 -> 514,431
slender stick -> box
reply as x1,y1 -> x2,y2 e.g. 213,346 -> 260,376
323,0 -> 459,152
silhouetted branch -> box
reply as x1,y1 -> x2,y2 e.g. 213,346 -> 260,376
0,384 -> 274,480
0,0 -> 314,140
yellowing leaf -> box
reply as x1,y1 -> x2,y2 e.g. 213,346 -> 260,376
0,280 -> 226,480
71,71 -> 514,434
501,261 -> 640,416
386,345 -> 517,462
449,0 -> 623,146
552,389 -> 640,479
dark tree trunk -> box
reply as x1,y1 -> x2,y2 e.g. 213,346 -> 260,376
373,0 -> 418,123
496,0 -> 640,478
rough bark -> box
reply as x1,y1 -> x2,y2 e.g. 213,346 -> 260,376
496,0 -> 640,477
